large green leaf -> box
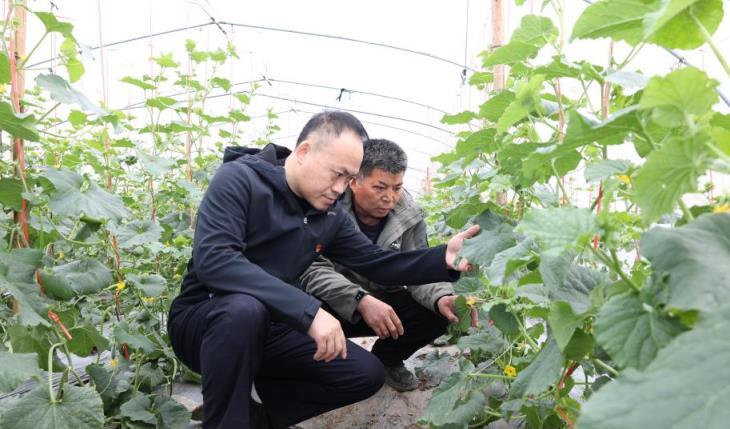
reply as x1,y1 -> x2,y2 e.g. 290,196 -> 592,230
632,135 -> 709,222
548,301 -> 585,351
517,208 -> 598,256
86,363 -> 132,412
457,331 -> 508,355
643,0 -> 724,50
497,75 -> 545,134
0,101 -> 39,141
66,324 -> 110,357
0,52 -> 10,84
137,151 -> 176,177
120,76 -> 156,90
0,351 -> 40,394
115,220 -> 163,249
6,325 -> 64,372
595,293 -> 684,370
114,322 -> 158,354
44,168 -> 131,222
441,111 -> 475,125
127,274 -> 167,297
548,265 -> 605,315
485,238 -> 536,286
459,211 -> 517,267
509,338 -> 563,398
34,12 -> 74,37
571,0 -> 658,45
483,15 -> 557,66
120,394 -> 157,425
40,259 -> 113,301
0,385 -> 104,429
0,177 -> 24,211
479,91 -> 516,122
36,74 -> 104,116
154,395 -> 191,429
639,67 -> 718,127
0,249 -> 48,327
641,213 -> 730,313
584,159 -> 633,182
419,361 -> 486,427
577,304 -> 730,429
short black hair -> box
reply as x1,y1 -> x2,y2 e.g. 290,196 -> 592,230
359,138 -> 408,177
296,111 -> 369,146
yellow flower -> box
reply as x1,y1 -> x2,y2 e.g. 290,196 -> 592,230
142,296 -> 156,304
617,175 -> 631,185
466,296 -> 476,307
115,281 -> 126,293
110,358 -> 118,368
713,203 -> 730,214
0,84 -> 6,93
503,365 -> 517,378
58,251 -> 64,259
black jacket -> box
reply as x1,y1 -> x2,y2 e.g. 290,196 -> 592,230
170,144 -> 458,332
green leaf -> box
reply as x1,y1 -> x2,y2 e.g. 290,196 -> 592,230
0,101 -> 39,141
36,74 -> 104,116
643,0 -> 724,50
66,324 -> 109,357
584,159 -> 633,182
210,77 -> 232,92
486,238 -> 536,286
0,52 -> 10,84
120,394 -> 157,424
120,76 -> 156,90
40,259 -> 113,300
548,265 -> 605,315
484,41 -> 541,66
563,329 -> 595,360
605,71 -> 649,95
595,293 -> 683,370
639,67 -> 719,127
517,208 -> 599,256
34,12 -> 74,37
137,151 -> 175,177
459,211 -> 517,267
0,249 -> 49,327
44,168 -> 131,222
0,177 -> 23,210
571,0 -> 658,45
632,135 -> 709,222
0,351 -> 40,394
483,15 -> 557,66
153,53 -> 179,68
457,332 -> 508,355
479,91 -> 516,122
441,111 -> 476,125
7,325 -> 64,371
127,274 -> 167,297
0,385 -> 104,429
114,322 -> 157,354
420,361 -> 486,427
509,338 -> 563,398
489,303 -> 520,336
454,295 -> 473,333
154,395 -> 191,429
641,213 -> 730,313
497,75 -> 545,134
548,301 -> 585,351
577,304 -> 730,429
145,96 -> 178,110
115,220 -> 163,249
86,363 -> 132,412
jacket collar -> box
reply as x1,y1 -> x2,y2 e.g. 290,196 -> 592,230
340,187 -> 422,246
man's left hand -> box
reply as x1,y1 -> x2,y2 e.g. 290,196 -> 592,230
436,295 -> 478,327
445,225 -> 480,271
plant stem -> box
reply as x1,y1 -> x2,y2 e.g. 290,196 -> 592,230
18,32 -> 47,69
678,199 -> 694,222
48,342 -> 64,403
594,358 -> 619,377
705,140 -> 730,164
471,373 -> 515,381
62,343 -> 85,386
551,162 -> 571,206
516,317 -> 540,351
690,11 -> 730,79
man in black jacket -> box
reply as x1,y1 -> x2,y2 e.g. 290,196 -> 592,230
168,111 -> 479,429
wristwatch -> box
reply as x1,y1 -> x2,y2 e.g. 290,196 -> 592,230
354,290 -> 369,302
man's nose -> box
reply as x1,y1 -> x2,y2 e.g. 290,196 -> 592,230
332,177 -> 348,194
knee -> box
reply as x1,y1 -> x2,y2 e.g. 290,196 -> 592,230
354,351 -> 386,398
208,294 -> 270,337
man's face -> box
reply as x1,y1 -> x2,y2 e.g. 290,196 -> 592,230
295,130 -> 363,211
350,168 -> 405,220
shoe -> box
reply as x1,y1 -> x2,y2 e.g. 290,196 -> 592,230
250,399 -> 272,429
384,364 -> 419,392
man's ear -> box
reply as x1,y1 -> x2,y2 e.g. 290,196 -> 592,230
294,141 -> 312,163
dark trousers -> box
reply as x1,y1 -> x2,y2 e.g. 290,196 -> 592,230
168,293 -> 385,429
326,289 -> 449,367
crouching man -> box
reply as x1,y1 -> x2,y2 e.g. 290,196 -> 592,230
300,138 -> 477,392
